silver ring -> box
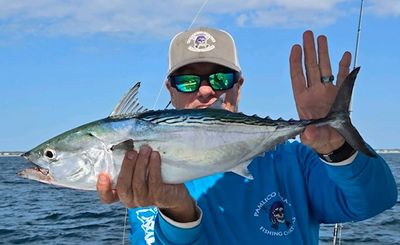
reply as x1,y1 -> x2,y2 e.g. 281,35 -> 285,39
321,75 -> 334,84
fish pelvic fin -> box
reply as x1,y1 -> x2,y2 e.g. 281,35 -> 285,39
230,160 -> 254,180
323,67 -> 377,158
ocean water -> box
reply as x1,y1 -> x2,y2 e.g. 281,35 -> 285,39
0,154 -> 399,244
319,154 -> 400,245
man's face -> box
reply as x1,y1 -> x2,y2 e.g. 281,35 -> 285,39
166,62 -> 243,112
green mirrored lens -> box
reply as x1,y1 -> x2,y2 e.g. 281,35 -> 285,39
174,75 -> 200,92
209,73 -> 235,90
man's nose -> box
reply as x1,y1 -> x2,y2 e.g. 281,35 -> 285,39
198,80 -> 214,95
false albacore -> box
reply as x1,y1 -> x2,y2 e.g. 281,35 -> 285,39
19,67 -> 376,190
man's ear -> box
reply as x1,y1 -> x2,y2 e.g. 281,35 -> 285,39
235,76 -> 244,111
165,79 -> 175,106
166,79 -> 174,95
237,75 -> 244,87
236,76 -> 244,95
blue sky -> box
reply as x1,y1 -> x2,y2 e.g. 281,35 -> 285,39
1,0 -> 399,151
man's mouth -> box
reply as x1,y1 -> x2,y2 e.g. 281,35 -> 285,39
195,99 -> 218,109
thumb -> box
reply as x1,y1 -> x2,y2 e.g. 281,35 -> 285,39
301,125 -> 320,144
97,173 -> 119,203
301,125 -> 330,152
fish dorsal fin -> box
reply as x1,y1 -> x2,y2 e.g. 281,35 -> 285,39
229,160 -> 254,180
209,93 -> 226,109
110,82 -> 148,117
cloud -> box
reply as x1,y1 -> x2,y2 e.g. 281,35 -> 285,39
0,0 -> 397,39
0,0 -> 195,38
368,0 -> 400,17
233,7 -> 342,28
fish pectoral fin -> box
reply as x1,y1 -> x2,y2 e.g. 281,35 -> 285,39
229,160 -> 253,180
107,140 -> 135,188
110,139 -> 134,151
109,82 -> 149,118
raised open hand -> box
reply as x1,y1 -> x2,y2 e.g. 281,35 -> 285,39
289,30 -> 352,154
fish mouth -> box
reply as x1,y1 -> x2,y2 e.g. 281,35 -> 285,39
31,165 -> 50,176
18,164 -> 50,177
20,151 -> 51,177
18,166 -> 53,184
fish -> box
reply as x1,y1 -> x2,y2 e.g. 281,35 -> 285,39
18,67 -> 377,190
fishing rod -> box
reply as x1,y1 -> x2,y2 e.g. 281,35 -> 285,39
332,1 -> 364,245
353,0 -> 364,69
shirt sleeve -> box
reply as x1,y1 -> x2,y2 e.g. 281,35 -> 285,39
154,206 -> 205,245
300,145 -> 398,223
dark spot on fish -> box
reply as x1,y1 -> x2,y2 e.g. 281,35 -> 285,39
88,132 -> 96,137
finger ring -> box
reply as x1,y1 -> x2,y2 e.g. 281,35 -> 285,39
321,75 -> 334,84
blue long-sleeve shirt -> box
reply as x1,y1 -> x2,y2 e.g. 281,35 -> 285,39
129,141 -> 397,244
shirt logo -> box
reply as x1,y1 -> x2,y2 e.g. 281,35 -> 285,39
187,31 -> 216,52
136,208 -> 158,245
253,192 -> 296,237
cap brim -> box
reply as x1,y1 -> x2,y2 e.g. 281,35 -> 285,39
168,57 -> 241,77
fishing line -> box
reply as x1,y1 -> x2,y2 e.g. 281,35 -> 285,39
122,207 -> 128,245
153,0 -> 210,110
153,81 -> 165,110
188,0 -> 210,30
333,1 -> 364,245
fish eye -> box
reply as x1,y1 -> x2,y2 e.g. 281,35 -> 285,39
44,148 -> 56,160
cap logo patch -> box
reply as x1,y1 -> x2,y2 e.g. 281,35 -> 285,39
187,31 -> 216,52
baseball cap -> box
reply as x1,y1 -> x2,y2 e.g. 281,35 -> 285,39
167,27 -> 241,77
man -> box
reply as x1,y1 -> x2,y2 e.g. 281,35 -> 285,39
97,27 -> 397,244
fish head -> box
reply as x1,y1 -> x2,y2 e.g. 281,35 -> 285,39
19,127 -> 108,190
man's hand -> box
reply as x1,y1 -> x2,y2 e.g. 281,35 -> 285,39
289,30 -> 352,154
96,145 -> 198,223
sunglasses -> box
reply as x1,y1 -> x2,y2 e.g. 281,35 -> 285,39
169,72 -> 239,93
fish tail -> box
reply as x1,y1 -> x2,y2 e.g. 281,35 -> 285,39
323,67 -> 377,157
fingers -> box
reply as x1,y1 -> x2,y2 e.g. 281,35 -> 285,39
317,35 -> 333,84
303,30 -> 321,88
290,31 -> 333,91
336,51 -> 352,87
290,44 -> 306,96
148,151 -> 163,201
294,30 -> 351,89
115,146 -> 165,208
97,173 -> 119,203
132,146 -> 152,206
116,150 -> 138,206
148,151 -> 162,185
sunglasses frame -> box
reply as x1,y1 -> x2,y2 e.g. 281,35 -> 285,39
169,71 -> 241,93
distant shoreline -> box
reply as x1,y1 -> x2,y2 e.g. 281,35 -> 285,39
376,149 -> 400,154
0,152 -> 24,157
1,149 -> 400,157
